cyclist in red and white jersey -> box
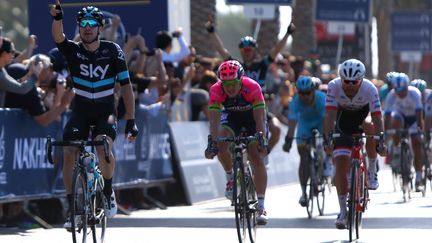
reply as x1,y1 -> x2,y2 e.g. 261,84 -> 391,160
204,60 -> 268,225
323,59 -> 386,229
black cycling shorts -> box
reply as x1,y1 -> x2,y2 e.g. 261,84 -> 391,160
63,112 -> 117,141
220,110 -> 256,136
334,105 -> 369,148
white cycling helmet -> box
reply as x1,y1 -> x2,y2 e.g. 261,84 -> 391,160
392,72 -> 409,92
338,59 -> 366,81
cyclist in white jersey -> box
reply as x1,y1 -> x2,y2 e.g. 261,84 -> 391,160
384,73 -> 424,192
323,59 -> 386,229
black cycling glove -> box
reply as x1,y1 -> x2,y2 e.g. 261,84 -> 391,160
283,136 -> 293,152
205,135 -> 218,159
287,22 -> 296,34
125,119 -> 139,138
53,4 -> 63,21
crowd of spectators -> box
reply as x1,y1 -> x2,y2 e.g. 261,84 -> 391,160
0,10 -> 389,228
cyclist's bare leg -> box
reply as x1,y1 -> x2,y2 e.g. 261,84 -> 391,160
411,136 -> 424,188
268,117 -> 281,153
63,147 -> 79,194
363,119 -> 378,159
334,155 -> 351,196
95,134 -> 115,179
334,154 -> 350,224
247,143 -> 267,196
216,128 -> 234,172
297,145 -> 308,190
411,136 -> 423,171
390,118 -> 403,146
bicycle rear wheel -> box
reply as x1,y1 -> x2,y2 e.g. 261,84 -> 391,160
71,168 -> 89,243
348,161 -> 358,242
245,165 -> 257,243
90,175 -> 107,243
233,160 -> 247,243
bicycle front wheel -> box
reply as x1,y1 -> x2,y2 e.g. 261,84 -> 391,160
233,160 -> 247,243
400,143 -> 412,202
355,164 -> 367,240
71,168 -> 89,243
348,161 -> 358,243
245,165 -> 257,243
90,175 -> 107,243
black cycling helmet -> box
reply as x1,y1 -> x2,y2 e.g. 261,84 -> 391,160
76,6 -> 104,26
238,36 -> 257,48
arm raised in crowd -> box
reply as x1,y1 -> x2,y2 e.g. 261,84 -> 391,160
205,20 -> 231,60
50,0 -> 66,43
270,22 -> 295,60
14,35 -> 38,64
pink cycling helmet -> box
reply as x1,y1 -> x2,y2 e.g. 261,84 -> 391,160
217,60 -> 244,81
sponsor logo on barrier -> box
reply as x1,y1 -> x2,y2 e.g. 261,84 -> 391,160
114,134 -> 137,161
13,137 -> 53,170
149,133 -> 170,160
0,126 -> 4,170
0,172 -> 6,184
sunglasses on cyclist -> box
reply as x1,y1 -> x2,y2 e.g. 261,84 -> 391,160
343,79 -> 361,85
298,90 -> 313,96
240,47 -> 254,53
79,19 -> 99,28
222,79 -> 241,86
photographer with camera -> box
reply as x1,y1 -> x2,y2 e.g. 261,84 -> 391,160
4,53 -> 74,127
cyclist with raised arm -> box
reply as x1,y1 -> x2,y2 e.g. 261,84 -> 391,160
323,59 -> 386,229
384,73 -> 424,192
205,20 -> 295,156
50,0 -> 138,229
204,60 -> 268,225
281,75 -> 330,206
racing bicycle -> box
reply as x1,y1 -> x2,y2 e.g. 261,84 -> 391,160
46,135 -> 110,243
331,132 -> 383,242
213,133 -> 262,243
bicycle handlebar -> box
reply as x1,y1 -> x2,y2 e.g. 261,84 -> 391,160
215,135 -> 258,144
331,133 -> 382,140
46,136 -> 110,164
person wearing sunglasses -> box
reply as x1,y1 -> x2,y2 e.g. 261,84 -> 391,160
384,73 -> 424,193
50,0 -> 139,229
282,75 -> 330,207
204,60 -> 269,225
205,19 -> 295,159
323,58 -> 386,229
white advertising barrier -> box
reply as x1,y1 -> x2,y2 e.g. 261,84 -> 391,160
169,121 -> 300,205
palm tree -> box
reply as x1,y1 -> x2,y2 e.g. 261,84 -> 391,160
291,0 -> 316,57
374,0 -> 393,80
190,0 -> 216,57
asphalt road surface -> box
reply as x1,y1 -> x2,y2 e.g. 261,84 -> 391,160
1,167 -> 431,243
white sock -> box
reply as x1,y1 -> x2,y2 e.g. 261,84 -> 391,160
368,157 -> 378,173
338,195 -> 347,215
416,171 -> 422,182
226,170 -> 233,182
257,194 -> 265,209
301,185 -> 306,196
